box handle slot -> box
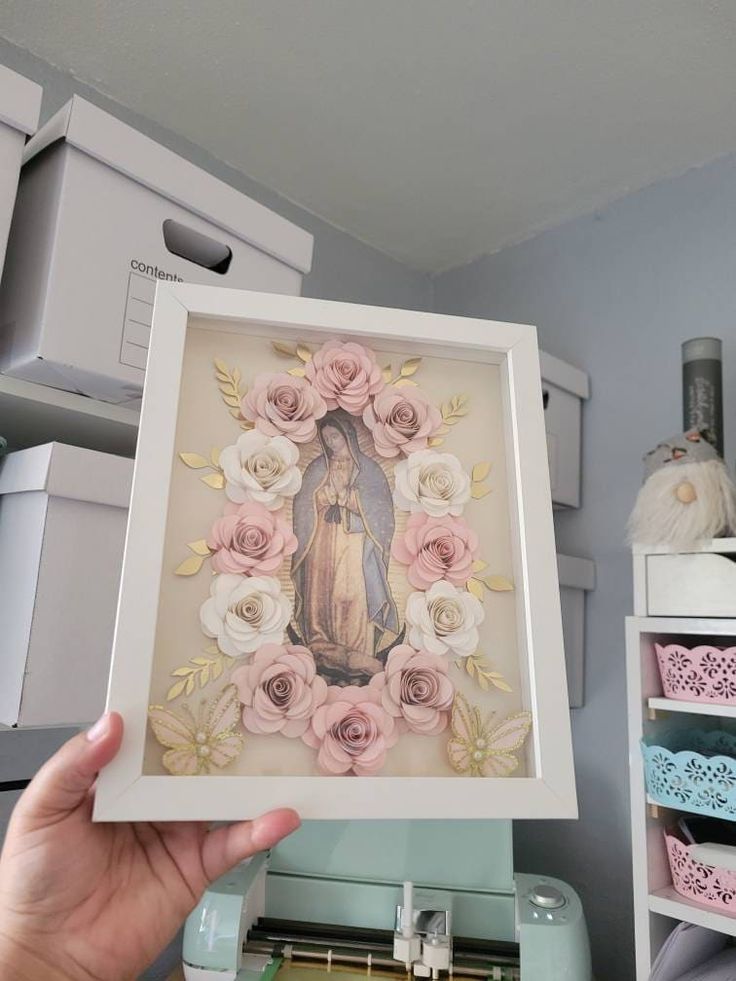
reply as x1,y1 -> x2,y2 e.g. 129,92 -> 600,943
542,388 -> 550,410
162,220 -> 233,274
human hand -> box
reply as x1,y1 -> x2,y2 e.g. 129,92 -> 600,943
0,713 -> 300,981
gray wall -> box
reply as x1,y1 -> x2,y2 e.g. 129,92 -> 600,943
434,153 -> 736,980
0,37 -> 432,313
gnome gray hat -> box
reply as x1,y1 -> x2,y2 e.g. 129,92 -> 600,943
628,430 -> 736,546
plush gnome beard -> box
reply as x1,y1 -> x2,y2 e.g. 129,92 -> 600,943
627,431 -> 736,547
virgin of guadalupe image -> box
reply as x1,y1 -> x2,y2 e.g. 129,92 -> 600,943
290,411 -> 401,685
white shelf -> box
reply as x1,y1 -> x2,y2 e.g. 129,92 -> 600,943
649,887 -> 736,936
648,697 -> 736,719
627,615 -> 736,636
0,373 -> 138,458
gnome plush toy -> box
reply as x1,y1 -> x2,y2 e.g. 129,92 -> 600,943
627,430 -> 736,547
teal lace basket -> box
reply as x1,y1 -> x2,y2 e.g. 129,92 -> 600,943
642,729 -> 736,821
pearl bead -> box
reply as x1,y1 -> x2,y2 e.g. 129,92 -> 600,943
473,750 -> 484,761
198,745 -> 211,757
195,731 -> 207,744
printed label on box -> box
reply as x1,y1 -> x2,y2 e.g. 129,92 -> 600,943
120,270 -> 155,370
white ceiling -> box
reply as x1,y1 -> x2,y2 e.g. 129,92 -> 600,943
3,1 -> 736,272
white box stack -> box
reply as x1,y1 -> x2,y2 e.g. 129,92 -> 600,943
0,443 -> 132,727
540,350 -> 589,509
0,96 -> 314,405
0,65 -> 41,276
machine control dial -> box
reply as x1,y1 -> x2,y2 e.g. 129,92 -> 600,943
528,884 -> 566,910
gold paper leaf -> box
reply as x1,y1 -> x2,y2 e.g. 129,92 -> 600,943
472,559 -> 488,573
427,437 -> 444,447
210,447 -> 221,467
491,677 -> 513,693
212,658 -> 224,681
436,424 -> 451,436
471,483 -> 491,499
187,539 -> 210,556
230,408 -> 243,419
382,365 -> 392,383
400,357 -> 421,377
204,645 -> 220,655
171,667 -> 193,677
296,344 -> 313,363
201,473 -> 225,490
233,368 -> 241,386
477,673 -> 489,691
190,657 -> 211,666
185,675 -> 195,696
167,679 -> 188,701
179,452 -> 210,469
484,575 -> 514,592
272,341 -> 297,357
199,665 -> 211,688
394,377 -> 418,388
467,578 -> 484,601
288,366 -> 307,377
174,554 -> 205,576
472,461 -> 492,483
465,658 -> 476,677
240,420 -> 255,431
214,358 -> 229,375
222,395 -> 241,407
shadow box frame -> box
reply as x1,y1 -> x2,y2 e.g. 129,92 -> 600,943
94,283 -> 577,822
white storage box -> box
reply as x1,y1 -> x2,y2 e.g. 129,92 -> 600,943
540,351 -> 589,508
557,553 -> 595,707
0,442 -> 132,726
0,65 -> 41,276
0,96 -> 313,405
633,539 -> 736,618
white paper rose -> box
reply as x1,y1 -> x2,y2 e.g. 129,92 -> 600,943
219,431 -> 302,510
200,574 -> 292,657
405,580 -> 484,658
393,449 -> 471,517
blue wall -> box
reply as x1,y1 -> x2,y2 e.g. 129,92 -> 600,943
434,153 -> 736,980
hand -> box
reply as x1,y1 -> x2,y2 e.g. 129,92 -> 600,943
0,713 -> 300,981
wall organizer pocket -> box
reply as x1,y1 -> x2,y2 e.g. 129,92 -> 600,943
642,730 -> 736,820
93,285 -> 576,822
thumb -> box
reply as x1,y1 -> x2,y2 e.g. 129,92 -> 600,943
15,712 -> 124,824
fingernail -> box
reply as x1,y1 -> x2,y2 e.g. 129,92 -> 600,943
86,714 -> 111,743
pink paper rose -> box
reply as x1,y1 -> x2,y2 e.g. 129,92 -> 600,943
370,645 -> 454,736
208,501 -> 297,576
391,513 -> 479,589
232,644 -> 328,738
241,372 -> 327,443
303,685 -> 398,776
363,385 -> 443,458
305,340 -> 384,414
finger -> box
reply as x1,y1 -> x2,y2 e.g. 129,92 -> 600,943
15,712 -> 124,824
201,808 -> 300,883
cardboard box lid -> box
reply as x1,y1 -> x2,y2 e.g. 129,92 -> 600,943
0,442 -> 132,508
23,96 -> 314,275
557,553 -> 596,591
0,65 -> 42,137
540,350 -> 590,399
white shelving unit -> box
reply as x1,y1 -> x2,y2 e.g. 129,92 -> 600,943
627,580 -> 736,978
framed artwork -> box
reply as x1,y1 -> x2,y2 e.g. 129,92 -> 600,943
94,285 -> 576,821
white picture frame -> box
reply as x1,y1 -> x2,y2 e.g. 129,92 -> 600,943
94,283 -> 576,821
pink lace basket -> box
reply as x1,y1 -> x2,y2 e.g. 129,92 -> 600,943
666,832 -> 736,912
655,643 -> 736,705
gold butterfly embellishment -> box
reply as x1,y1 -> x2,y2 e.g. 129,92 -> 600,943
149,684 -> 244,775
447,693 -> 532,777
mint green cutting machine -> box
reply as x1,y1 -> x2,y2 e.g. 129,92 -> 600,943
182,820 -> 592,981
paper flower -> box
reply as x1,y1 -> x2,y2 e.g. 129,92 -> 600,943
363,386 -> 443,458
303,685 -> 398,776
219,431 -> 302,510
391,513 -> 479,589
305,340 -> 384,414
208,501 -> 297,576
148,685 -> 244,775
393,450 -> 471,517
370,645 -> 454,735
232,644 -> 328,738
241,372 -> 327,443
200,574 -> 292,657
405,580 -> 484,657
